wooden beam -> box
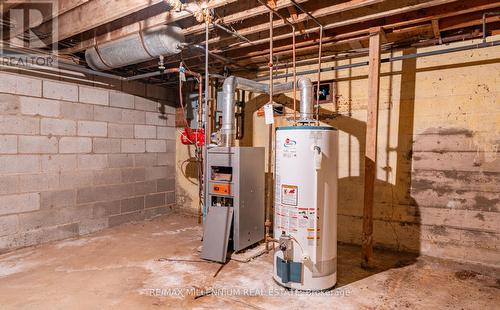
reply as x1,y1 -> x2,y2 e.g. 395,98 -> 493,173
287,5 -> 306,34
362,27 -> 382,268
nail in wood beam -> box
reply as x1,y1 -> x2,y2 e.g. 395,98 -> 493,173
361,26 -> 383,268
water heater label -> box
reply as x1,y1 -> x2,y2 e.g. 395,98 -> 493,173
281,185 -> 298,206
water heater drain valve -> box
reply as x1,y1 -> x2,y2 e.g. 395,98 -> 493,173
278,232 -> 293,262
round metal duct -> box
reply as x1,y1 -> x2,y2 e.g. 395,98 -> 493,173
85,24 -> 184,71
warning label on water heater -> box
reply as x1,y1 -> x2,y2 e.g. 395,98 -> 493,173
281,185 -> 298,206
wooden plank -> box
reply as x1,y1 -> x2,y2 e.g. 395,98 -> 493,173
362,27 -> 382,268
287,5 -> 306,34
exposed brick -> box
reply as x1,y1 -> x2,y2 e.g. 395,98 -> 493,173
108,210 -> 145,227
93,169 -> 121,185
0,215 -> 18,237
134,153 -> 157,167
110,92 -> 134,109
78,154 -> 108,170
19,136 -> 58,154
134,96 -> 158,111
0,94 -> 20,115
79,86 -> 109,106
121,167 -> 146,183
41,154 -> 77,172
60,102 -> 93,120
40,189 -> 76,209
108,123 -> 134,138
146,140 -> 167,153
0,115 -> 39,135
78,120 -> 107,137
0,175 -> 19,195
94,106 -> 122,123
121,196 -> 145,213
0,72 -> 42,97
0,155 -> 40,173
121,139 -> 145,153
134,125 -> 156,139
157,126 -> 176,139
108,154 -> 134,168
18,173 -> 59,193
145,193 -> 165,208
59,170 -> 94,188
43,80 -> 78,101
59,137 -> 92,153
157,178 -> 175,192
134,180 -> 157,196
0,135 -> 17,154
0,193 -> 40,216
92,200 -> 120,218
93,138 -> 121,153
20,96 -> 60,117
122,109 -> 145,124
41,118 -> 77,136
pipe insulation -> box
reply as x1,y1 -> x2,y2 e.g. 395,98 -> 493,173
221,76 -> 314,146
85,25 -> 184,71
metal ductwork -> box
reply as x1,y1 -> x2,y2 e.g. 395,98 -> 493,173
85,24 -> 184,71
221,76 -> 314,146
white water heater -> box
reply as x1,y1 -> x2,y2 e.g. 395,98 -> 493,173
273,126 -> 338,291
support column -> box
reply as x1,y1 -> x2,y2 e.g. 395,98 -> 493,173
362,27 -> 383,268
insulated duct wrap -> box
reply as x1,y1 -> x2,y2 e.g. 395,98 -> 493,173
85,25 -> 184,71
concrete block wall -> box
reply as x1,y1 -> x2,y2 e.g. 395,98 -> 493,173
0,71 -> 176,253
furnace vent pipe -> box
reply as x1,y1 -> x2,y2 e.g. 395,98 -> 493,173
85,24 -> 184,71
221,76 -> 314,146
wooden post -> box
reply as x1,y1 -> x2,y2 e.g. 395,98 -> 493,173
362,27 -> 383,268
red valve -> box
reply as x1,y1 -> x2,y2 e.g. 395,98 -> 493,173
180,127 -> 205,146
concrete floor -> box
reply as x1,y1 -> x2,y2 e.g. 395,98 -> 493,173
0,214 -> 499,309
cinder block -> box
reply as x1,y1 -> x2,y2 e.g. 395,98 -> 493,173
146,140 -> 167,153
18,206 -> 92,232
145,206 -> 171,219
79,86 -> 109,106
59,137 -> 92,153
78,154 -> 108,170
0,193 -> 40,216
110,92 -> 134,109
145,166 -> 169,181
43,80 -> 78,101
121,139 -> 145,153
59,170 -> 93,188
121,167 -> 146,183
134,96 -> 158,111
145,112 -> 168,126
60,102 -> 93,120
166,191 -> 175,204
77,183 -> 134,204
108,123 -> 134,138
40,189 -> 76,209
19,136 -> 58,154
166,140 -> 175,153
20,96 -> 60,117
94,106 -> 122,123
157,178 -> 175,192
0,94 -> 20,115
145,193 -> 165,208
78,120 -> 107,137
134,125 -> 156,139
41,154 -> 77,172
0,135 -> 17,154
108,154 -> 134,168
121,196 -> 145,213
0,155 -> 40,173
41,118 -> 76,136
0,215 -> 18,237
93,138 -> 121,153
134,180 -> 157,196
92,200 -> 120,218
78,218 -> 108,235
122,109 -> 145,124
0,115 -> 39,135
160,102 -> 176,114
108,210 -> 145,227
0,175 -> 19,195
93,169 -> 122,186
157,126 -> 176,139
18,173 -> 59,193
157,152 -> 175,166
134,153 -> 157,167
0,72 -> 42,97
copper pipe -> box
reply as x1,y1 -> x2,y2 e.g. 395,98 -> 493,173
316,26 -> 323,125
265,10 -> 274,252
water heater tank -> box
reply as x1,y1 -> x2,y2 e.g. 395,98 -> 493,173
85,24 -> 184,71
273,126 -> 338,291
